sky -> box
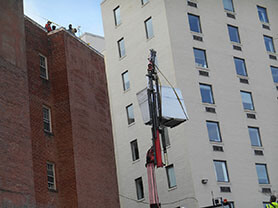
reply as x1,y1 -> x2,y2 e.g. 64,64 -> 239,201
23,0 -> 104,37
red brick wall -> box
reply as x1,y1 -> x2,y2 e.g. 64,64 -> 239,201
0,0 -> 36,207
64,33 -> 120,207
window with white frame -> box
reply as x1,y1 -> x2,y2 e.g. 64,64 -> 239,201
264,36 -> 275,53
188,13 -> 202,33
234,57 -> 248,77
200,84 -> 214,104
39,54 -> 48,79
206,121 -> 222,142
228,25 -> 240,43
222,0 -> 234,12
193,48 -> 208,68
213,160 -> 229,182
144,17 -> 154,39
43,106 -> 52,132
166,164 -> 177,188
47,162 -> 56,190
130,139 -> 139,161
135,177 -> 144,200
270,66 -> 278,83
113,6 -> 121,26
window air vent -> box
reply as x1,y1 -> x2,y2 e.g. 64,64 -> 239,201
233,45 -> 242,51
239,78 -> 249,84
213,145 -> 224,152
247,113 -> 256,119
254,150 -> 264,156
262,24 -> 270,30
205,107 -> 216,113
187,1 -> 197,8
269,54 -> 277,60
220,186 -> 231,192
199,70 -> 209,77
193,35 -> 203,42
226,12 -> 236,19
262,188 -> 271,193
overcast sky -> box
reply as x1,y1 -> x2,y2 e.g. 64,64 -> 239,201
23,0 -> 104,36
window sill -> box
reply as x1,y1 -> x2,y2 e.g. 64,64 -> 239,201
196,66 -> 209,71
267,51 -> 277,56
119,55 -> 127,61
231,41 -> 242,47
141,1 -> 149,8
217,182 -> 231,185
168,186 -> 177,192
202,103 -> 216,107
114,23 -> 122,29
244,109 -> 256,114
146,35 -> 155,42
44,130 -> 54,137
251,146 -> 264,150
128,122 -> 136,127
259,184 -> 271,187
210,141 -> 223,145
123,88 -> 131,94
137,198 -> 145,202
132,159 -> 140,164
191,31 -> 203,37
40,76 -> 49,81
224,10 -> 236,15
237,74 -> 248,79
48,188 -> 58,193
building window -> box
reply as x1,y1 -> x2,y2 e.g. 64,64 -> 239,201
214,160 -> 229,182
47,162 -> 56,190
264,36 -> 275,53
206,121 -> 222,142
144,17 -> 154,39
257,6 -> 269,23
256,164 -> 269,184
193,48 -> 208,68
240,91 -> 254,110
135,177 -> 144,200
234,57 -> 247,76
188,14 -> 202,33
113,6 -> 121,26
117,38 -> 126,58
248,127 -> 262,147
130,139 -> 139,161
39,54 -> 48,79
228,25 -> 240,43
166,164 -> 177,188
126,104 -> 135,125
141,0 -> 149,5
43,106 -> 52,132
270,66 -> 278,83
222,0 -> 234,12
200,84 -> 214,104
163,127 -> 170,147
121,71 -> 130,91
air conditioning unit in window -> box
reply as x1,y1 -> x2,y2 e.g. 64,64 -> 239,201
137,86 -> 188,128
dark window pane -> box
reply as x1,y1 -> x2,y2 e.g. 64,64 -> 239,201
264,36 -> 275,53
145,17 -> 154,39
240,91 -> 254,110
118,38 -> 126,57
257,6 -> 269,23
135,177 -> 144,200
248,127 -> 262,146
131,140 -> 139,161
193,48 -> 207,68
113,6 -> 121,26
126,104 -> 135,124
223,0 -> 234,12
122,71 -> 130,90
188,14 -> 201,33
141,0 -> 148,5
256,164 -> 269,184
200,84 -> 214,104
206,121 -> 221,142
228,25 -> 240,43
271,66 -> 278,83
214,161 -> 229,182
234,58 -> 247,76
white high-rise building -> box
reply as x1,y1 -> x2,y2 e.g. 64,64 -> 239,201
101,0 -> 278,207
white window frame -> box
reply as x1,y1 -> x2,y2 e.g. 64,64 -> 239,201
121,70 -> 130,91
39,54 -> 48,79
130,139 -> 139,161
47,162 -> 56,190
113,6 -> 121,26
43,106 -> 52,132
166,164 -> 177,188
126,104 -> 135,125
144,17 -> 154,39
135,177 -> 144,200
213,160 -> 229,182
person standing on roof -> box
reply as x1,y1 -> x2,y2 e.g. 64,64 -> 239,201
67,24 -> 74,34
45,21 -> 52,32
266,195 -> 278,208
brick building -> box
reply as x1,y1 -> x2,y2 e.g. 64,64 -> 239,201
0,0 -> 120,207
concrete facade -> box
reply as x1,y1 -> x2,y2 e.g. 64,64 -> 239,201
80,32 -> 105,54
101,0 -> 278,207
